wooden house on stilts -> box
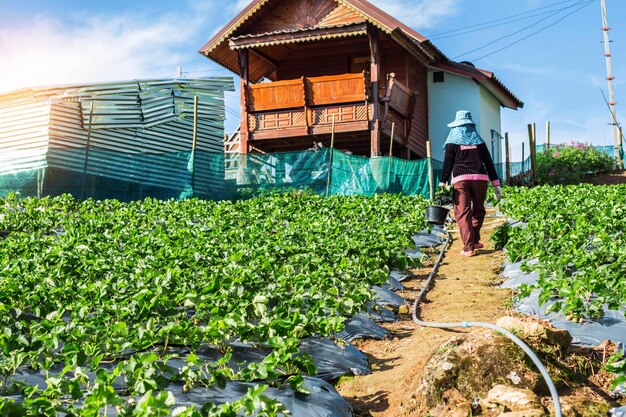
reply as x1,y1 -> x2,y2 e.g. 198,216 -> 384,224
199,0 -> 523,161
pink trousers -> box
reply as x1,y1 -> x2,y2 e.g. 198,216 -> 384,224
452,180 -> 488,252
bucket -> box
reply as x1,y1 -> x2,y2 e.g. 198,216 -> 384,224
426,205 -> 449,225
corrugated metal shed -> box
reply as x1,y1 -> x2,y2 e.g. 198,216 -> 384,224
0,77 -> 234,199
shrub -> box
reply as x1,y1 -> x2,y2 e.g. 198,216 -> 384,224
535,142 -> 615,184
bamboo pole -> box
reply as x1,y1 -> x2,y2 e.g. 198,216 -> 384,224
325,115 -> 336,197
426,140 -> 435,202
521,142 -> 525,174
528,123 -> 537,183
387,122 -> 395,192
190,96 -> 199,194
192,96 -> 199,150
505,132 -> 511,185
532,122 -> 537,183
617,126 -> 624,169
545,121 -> 551,150
36,168 -> 46,198
80,102 -> 95,200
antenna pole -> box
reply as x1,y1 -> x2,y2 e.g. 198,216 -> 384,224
600,0 -> 621,165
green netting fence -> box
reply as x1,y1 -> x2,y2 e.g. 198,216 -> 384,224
0,148 -> 445,201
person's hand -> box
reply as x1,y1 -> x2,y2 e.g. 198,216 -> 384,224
438,182 -> 446,188
494,186 -> 502,200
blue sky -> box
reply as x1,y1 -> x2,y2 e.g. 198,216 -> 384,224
0,0 -> 623,160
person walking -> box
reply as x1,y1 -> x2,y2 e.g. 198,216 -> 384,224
438,110 -> 501,257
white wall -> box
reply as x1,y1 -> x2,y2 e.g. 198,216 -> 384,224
427,70 -> 503,165
428,71 -> 480,162
479,86 -> 503,164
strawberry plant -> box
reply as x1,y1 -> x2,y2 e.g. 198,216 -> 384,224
0,192 -> 428,415
495,184 -> 626,319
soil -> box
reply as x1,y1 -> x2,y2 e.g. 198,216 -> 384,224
584,170 -> 626,185
336,212 -> 622,416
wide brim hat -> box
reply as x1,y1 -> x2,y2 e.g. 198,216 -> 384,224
447,110 -> 476,127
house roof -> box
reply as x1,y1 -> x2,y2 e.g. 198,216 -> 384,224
228,22 -> 368,49
199,0 -> 522,109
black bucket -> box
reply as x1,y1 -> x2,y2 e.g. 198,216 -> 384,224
426,205 -> 449,225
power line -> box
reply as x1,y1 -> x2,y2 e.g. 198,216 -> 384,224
452,0 -> 592,59
469,0 -> 594,62
224,105 -> 240,119
428,0 -> 583,40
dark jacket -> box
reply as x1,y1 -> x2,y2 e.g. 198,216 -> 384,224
440,143 -> 500,186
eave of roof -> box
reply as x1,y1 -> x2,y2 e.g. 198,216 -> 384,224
198,0 -> 271,55
229,22 -> 367,49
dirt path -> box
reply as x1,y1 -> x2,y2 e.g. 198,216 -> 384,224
337,214 -> 512,416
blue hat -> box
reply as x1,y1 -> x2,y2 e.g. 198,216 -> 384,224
447,110 -> 476,128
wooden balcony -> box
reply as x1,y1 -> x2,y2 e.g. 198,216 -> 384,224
245,73 -> 370,140
242,72 -> 415,155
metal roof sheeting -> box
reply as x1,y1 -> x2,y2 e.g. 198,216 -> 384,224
0,77 -> 234,197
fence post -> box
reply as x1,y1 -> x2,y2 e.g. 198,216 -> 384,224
545,121 -> 551,150
521,142 -> 525,175
532,123 -> 538,183
191,96 -> 199,195
80,102 -> 95,200
325,115 -> 336,197
618,125 -> 624,169
426,140 -> 434,201
505,132 -> 511,185
528,123 -> 537,183
387,122 -> 395,192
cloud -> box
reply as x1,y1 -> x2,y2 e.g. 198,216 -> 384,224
369,0 -> 461,29
0,3 -> 226,94
485,61 -> 558,77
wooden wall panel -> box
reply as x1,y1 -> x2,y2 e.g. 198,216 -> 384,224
252,0 -> 349,34
380,39 -> 408,86
406,55 -> 428,158
247,79 -> 305,111
318,4 -> 365,26
307,73 -> 366,105
277,39 -> 370,79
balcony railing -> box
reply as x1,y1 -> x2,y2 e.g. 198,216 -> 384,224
243,72 -> 413,143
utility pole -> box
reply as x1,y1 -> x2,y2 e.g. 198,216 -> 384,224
600,0 -> 621,165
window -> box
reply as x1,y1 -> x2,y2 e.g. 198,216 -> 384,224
433,71 -> 444,83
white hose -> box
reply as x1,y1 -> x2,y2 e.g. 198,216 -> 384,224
411,227 -> 563,417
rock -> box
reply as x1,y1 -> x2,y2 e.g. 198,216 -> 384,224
427,388 -> 472,417
485,384 -> 542,411
498,410 -> 546,417
545,397 -> 577,417
414,330 -> 541,410
496,316 -> 572,348
398,305 -> 410,315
